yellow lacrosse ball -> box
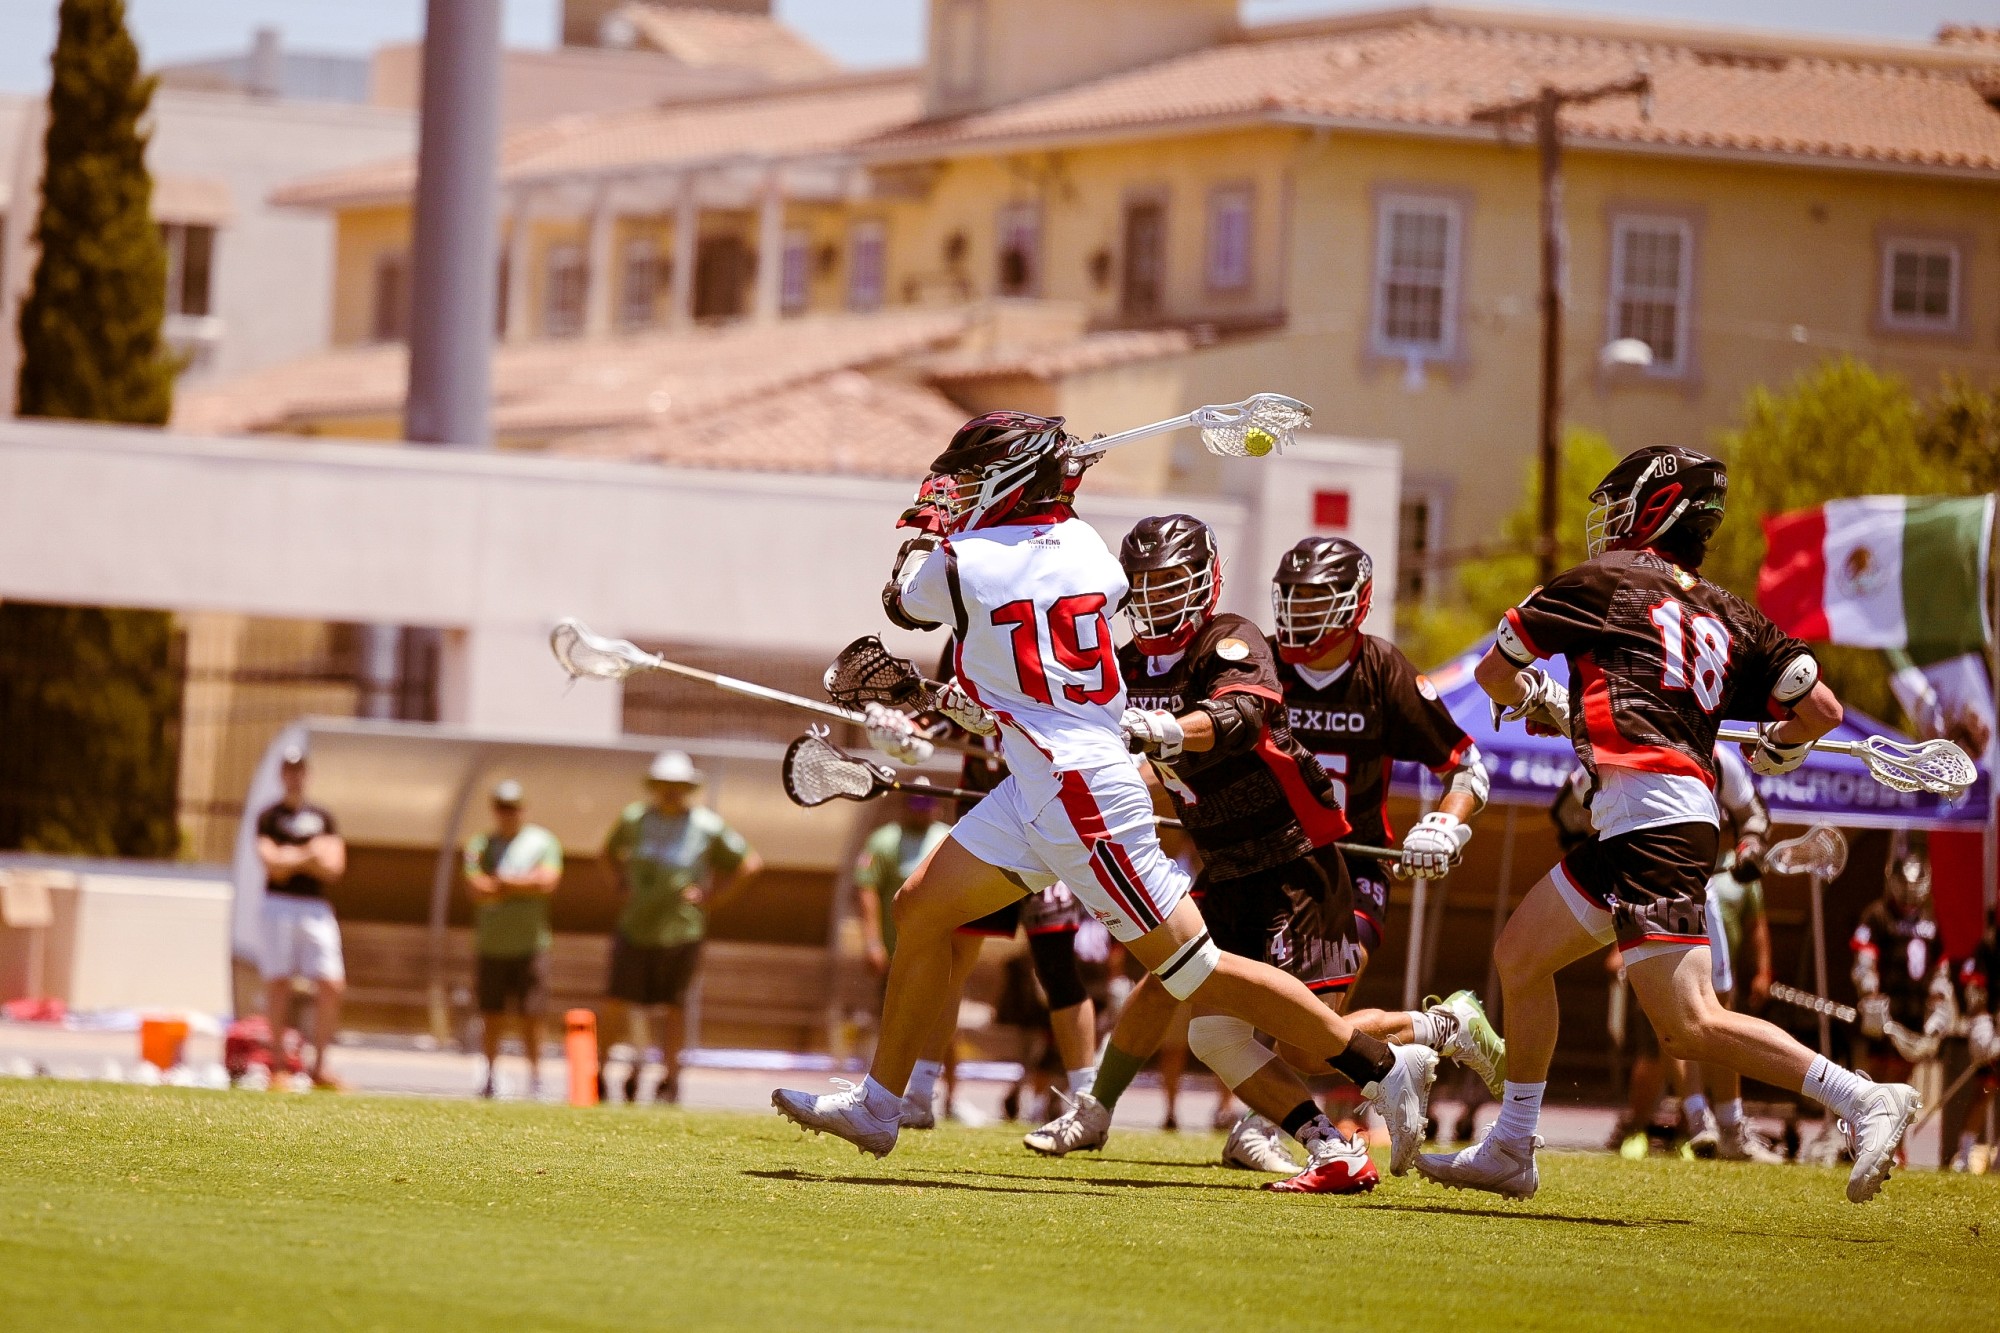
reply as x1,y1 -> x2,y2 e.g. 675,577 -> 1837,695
1244,426 -> 1276,456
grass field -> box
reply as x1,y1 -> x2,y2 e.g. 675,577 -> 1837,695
2,1082 -> 1994,1331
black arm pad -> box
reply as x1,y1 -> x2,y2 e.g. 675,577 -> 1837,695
1195,693 -> 1265,756
882,535 -> 942,632
883,580 -> 939,631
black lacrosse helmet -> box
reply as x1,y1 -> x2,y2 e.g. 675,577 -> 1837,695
1586,445 -> 1728,562
1119,514 -> 1221,655
1271,536 -> 1373,664
928,412 -> 1074,532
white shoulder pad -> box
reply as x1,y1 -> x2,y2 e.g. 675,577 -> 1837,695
1771,653 -> 1820,706
1495,614 -> 1535,667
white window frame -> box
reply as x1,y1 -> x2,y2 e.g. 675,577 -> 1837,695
847,220 -> 886,312
1205,183 -> 1254,293
544,242 -> 587,338
1370,192 -> 1463,361
995,201 -> 1041,298
780,227 -> 812,314
1397,487 -> 1446,608
1879,236 -> 1962,336
1606,213 -> 1695,377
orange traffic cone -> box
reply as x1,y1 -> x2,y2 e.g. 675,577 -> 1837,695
565,1008 -> 599,1106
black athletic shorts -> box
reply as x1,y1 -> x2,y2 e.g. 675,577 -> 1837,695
1195,845 -> 1360,996
477,951 -> 550,1016
607,936 -> 703,1006
1555,821 -> 1716,958
1342,853 -> 1389,956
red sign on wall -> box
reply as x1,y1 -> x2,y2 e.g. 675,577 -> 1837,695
1313,490 -> 1350,528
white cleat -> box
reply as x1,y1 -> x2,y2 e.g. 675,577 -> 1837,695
1221,1114 -> 1303,1174
1416,1134 -> 1542,1200
771,1079 -> 900,1159
1023,1091 -> 1110,1156
1845,1082 -> 1920,1204
1686,1108 -> 1721,1159
1716,1119 -> 1786,1165
1430,990 -> 1507,1100
900,1092 -> 936,1130
1370,1043 -> 1439,1176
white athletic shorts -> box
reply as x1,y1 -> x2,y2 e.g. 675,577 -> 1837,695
948,763 -> 1188,942
259,894 -> 346,983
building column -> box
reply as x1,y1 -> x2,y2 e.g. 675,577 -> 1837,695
752,166 -> 785,324
670,173 -> 699,329
503,190 -> 536,343
582,181 -> 618,337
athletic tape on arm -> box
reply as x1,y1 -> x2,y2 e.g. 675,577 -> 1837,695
1187,1015 -> 1276,1089
1444,747 -> 1490,813
1154,929 -> 1222,1000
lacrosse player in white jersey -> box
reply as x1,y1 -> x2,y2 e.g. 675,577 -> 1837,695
774,412 -> 1437,1162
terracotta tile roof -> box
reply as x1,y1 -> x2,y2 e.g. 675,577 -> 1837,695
616,3 -> 840,84
922,328 -> 1197,381
868,9 -> 2000,175
546,368 -> 965,478
272,72 -> 922,209
171,308 -> 971,439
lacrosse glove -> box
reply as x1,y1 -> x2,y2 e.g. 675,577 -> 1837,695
1397,811 -> 1471,879
1970,1013 -> 1999,1068
1120,708 -> 1185,760
936,680 -> 997,737
1492,668 -> 1570,737
1745,722 -> 1812,776
862,702 -> 934,767
1859,992 -> 1891,1039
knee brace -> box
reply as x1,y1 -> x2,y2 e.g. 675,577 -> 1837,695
1027,929 -> 1088,1011
1153,929 -> 1221,1001
1186,1015 -> 1275,1090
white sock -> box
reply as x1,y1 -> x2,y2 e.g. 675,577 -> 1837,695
1802,1056 -> 1869,1121
1715,1098 -> 1744,1129
861,1075 -> 904,1117
1491,1080 -> 1545,1147
1683,1092 -> 1709,1124
1067,1067 -> 1095,1096
1408,1010 -> 1449,1049
906,1059 -> 944,1103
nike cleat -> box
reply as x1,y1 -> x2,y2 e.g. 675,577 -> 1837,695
1717,1119 -> 1787,1164
1845,1082 -> 1920,1204
1416,1134 -> 1542,1200
772,1079 -> 900,1158
1267,1126 -> 1378,1194
1686,1109 -> 1720,1159
1429,989 -> 1507,1099
1369,1043 -> 1439,1176
1023,1091 -> 1111,1157
1222,1114 -> 1303,1174
900,1092 -> 937,1129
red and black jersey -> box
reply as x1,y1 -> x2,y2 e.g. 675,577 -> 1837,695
1504,549 -> 1809,789
1117,612 -> 1347,881
1274,634 -> 1474,849
1852,899 -> 1943,1030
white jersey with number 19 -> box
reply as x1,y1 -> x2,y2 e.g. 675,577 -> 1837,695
897,514 -> 1131,794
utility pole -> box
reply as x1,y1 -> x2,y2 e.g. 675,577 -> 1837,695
1473,73 -> 1650,583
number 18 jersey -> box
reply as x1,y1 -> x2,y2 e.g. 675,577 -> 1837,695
898,514 -> 1131,792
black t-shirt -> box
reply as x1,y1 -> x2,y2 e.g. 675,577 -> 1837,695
1852,899 -> 1941,1028
256,801 -> 339,898
1504,549 -> 1809,789
1117,612 -> 1347,881
1273,633 -> 1472,849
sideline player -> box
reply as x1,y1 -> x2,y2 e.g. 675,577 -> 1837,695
1851,840 -> 1944,1088
1418,445 -> 1919,1204
1027,518 -> 1496,1188
773,413 -> 1436,1165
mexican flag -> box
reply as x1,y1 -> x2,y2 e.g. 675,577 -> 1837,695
1758,495 -> 1994,653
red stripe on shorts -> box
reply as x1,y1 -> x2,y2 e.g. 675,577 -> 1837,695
1054,769 -> 1154,930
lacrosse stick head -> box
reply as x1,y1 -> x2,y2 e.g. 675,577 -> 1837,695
781,732 -> 892,807
823,636 -> 935,710
1767,824 -> 1849,880
1192,393 -> 1311,458
1863,735 -> 1978,797
550,619 -> 656,681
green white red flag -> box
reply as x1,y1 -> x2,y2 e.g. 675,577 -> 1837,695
1757,495 -> 1993,654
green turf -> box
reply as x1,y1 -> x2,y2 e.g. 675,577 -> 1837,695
1,1083 -> 1994,1331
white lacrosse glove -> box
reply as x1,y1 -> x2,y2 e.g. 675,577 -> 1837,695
1397,811 -> 1471,879
935,680 -> 997,737
1120,707 -> 1185,760
1859,992 -> 1890,1039
1970,1013 -> 1999,1067
1744,722 -> 1812,776
862,702 -> 934,766
1492,668 -> 1570,737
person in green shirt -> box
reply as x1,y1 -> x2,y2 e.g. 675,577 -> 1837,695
854,790 -> 952,975
601,750 -> 761,1104
463,779 -> 563,1099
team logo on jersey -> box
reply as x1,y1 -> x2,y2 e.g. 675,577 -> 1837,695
1415,674 -> 1438,701
1215,638 -> 1251,661
1839,544 -> 1889,598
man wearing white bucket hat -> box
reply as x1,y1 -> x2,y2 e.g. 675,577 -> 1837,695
600,750 -> 761,1104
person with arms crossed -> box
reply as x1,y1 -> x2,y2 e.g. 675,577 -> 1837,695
255,745 -> 348,1090
773,414 -> 1436,1167
1419,445 -> 1919,1203
603,750 -> 761,1104
464,779 -> 563,1099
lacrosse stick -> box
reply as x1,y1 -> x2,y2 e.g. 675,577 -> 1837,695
1767,981 -> 1966,1047
1065,393 -> 1312,461
1765,824 -> 1848,1057
1717,725 -> 1977,797
824,635 -> 947,712
1768,981 -> 1856,1025
548,620 -> 988,757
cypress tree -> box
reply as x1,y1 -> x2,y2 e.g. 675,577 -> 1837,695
0,0 -> 181,857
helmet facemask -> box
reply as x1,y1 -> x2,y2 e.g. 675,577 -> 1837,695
939,451 -> 1057,532
1127,561 -> 1219,655
1272,578 -> 1371,665
1887,855 -> 1932,913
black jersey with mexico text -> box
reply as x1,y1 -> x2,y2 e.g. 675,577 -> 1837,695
1504,549 -> 1809,789
1116,612 -> 1347,881
1273,634 -> 1473,850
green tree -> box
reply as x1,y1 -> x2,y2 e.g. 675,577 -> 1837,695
0,0 -> 181,857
